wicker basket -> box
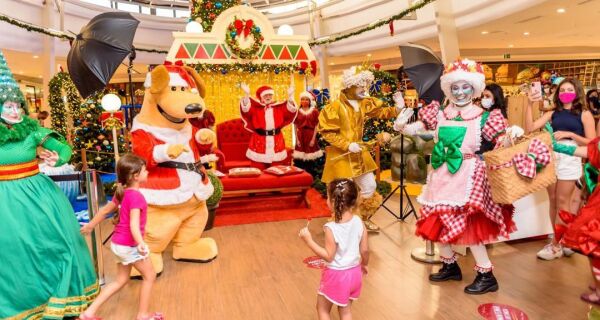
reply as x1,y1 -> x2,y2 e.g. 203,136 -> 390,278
483,131 -> 556,204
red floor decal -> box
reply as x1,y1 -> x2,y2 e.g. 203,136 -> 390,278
478,303 -> 528,320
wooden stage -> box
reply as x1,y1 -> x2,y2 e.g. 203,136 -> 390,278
95,196 -> 592,319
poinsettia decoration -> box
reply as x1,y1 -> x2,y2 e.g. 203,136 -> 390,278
298,60 -> 318,76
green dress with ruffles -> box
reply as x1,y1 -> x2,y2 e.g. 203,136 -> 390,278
0,117 -> 98,319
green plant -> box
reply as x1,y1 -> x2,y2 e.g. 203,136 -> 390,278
376,180 -> 392,198
206,171 -> 223,208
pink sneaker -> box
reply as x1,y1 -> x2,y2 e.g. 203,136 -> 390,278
79,314 -> 102,320
137,312 -> 164,320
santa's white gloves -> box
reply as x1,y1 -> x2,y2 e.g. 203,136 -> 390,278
240,83 -> 250,97
200,154 -> 219,163
402,121 -> 426,136
348,142 -> 362,153
393,91 -> 406,111
393,108 -> 414,132
287,86 -> 295,101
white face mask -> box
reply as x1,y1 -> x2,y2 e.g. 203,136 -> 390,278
480,98 -> 493,109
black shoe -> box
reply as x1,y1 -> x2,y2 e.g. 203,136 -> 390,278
464,271 -> 499,295
429,262 -> 462,282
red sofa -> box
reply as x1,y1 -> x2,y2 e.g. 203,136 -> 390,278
216,118 -> 292,170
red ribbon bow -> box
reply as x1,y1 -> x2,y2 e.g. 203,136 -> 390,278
163,60 -> 196,89
554,210 -> 576,242
512,138 -> 551,179
234,19 -> 254,38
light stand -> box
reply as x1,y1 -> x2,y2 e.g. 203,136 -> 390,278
101,94 -> 122,162
380,133 -> 417,220
127,47 -> 136,128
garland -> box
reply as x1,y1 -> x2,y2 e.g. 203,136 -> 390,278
0,116 -> 39,144
194,62 -> 301,75
226,17 -> 263,59
49,72 -> 81,137
191,0 -> 241,32
309,0 -> 435,46
0,14 -> 168,54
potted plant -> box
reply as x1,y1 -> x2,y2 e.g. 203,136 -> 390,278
205,170 -> 223,230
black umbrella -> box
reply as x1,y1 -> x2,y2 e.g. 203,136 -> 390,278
399,44 -> 445,104
67,12 -> 139,98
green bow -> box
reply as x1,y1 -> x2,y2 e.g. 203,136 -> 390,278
585,162 -> 599,194
431,141 -> 463,174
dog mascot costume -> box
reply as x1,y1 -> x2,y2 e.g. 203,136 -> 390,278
317,66 -> 406,232
131,61 -> 217,275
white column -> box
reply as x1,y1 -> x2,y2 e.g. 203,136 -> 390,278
41,0 -> 56,115
309,2 -> 329,89
434,0 -> 460,64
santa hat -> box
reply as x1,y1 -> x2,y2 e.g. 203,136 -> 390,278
144,61 -> 197,89
299,91 -> 316,107
440,58 -> 486,99
256,85 -> 275,100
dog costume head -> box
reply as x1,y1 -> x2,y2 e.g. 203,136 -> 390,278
138,61 -> 207,129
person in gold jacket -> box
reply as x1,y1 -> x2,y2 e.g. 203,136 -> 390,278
318,66 -> 408,231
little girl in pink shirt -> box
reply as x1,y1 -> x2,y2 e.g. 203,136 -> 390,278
80,154 -> 163,320
299,178 -> 369,320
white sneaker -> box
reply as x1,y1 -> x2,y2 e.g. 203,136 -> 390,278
537,244 -> 564,260
563,247 -> 575,257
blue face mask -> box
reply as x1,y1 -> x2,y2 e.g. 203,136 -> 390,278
450,81 -> 474,107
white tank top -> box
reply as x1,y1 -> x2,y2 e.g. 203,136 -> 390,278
324,215 -> 364,270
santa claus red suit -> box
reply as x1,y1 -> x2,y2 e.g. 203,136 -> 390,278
240,85 -> 297,168
131,121 -> 214,205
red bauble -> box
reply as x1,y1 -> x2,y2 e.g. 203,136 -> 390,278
209,13 -> 216,20
205,2 -> 212,9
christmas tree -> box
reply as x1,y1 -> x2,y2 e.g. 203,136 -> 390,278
49,72 -> 81,138
363,68 -> 400,170
71,93 -> 127,172
0,50 -> 26,112
190,0 -> 241,32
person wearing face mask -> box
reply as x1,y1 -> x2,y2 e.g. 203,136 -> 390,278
479,83 -> 508,154
525,78 -> 596,261
0,50 -> 98,318
239,83 -> 297,169
587,89 -> 600,116
395,58 -> 521,295
318,66 -> 406,232
293,91 -> 323,161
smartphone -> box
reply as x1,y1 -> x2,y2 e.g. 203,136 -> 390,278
530,81 -> 542,101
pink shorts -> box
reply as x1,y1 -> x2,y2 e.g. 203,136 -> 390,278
318,265 -> 362,307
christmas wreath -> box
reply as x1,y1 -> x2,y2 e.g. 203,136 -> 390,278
226,17 -> 263,59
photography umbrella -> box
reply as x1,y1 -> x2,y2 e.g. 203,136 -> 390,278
399,43 -> 445,104
67,12 -> 139,98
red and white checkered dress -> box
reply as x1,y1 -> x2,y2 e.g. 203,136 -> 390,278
415,103 -> 515,245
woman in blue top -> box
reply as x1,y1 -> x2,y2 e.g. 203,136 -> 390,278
525,78 -> 596,261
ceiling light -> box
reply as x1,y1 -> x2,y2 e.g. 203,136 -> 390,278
508,44 -> 514,48
277,24 -> 294,36
329,62 -> 335,66
557,8 -> 566,13
18,70 -> 23,74
33,55 -> 39,59
523,32 -> 530,36
38,75 -> 42,78
481,31 -> 489,35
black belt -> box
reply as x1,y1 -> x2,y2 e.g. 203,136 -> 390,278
254,128 -> 281,136
158,161 -> 205,179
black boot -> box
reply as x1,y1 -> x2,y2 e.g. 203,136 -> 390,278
429,262 -> 462,282
464,271 -> 499,294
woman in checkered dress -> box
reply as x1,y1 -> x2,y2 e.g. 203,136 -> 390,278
396,59 -> 518,295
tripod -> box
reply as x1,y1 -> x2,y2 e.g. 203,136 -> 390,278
380,133 -> 417,221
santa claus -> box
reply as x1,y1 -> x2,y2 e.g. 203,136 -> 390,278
239,83 -> 297,169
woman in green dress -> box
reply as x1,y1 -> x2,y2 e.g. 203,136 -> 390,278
0,74 -> 98,318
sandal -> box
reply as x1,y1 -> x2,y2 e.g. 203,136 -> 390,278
137,312 -> 164,320
581,292 -> 600,306
78,314 -> 102,320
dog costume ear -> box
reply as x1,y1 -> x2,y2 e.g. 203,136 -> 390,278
184,66 -> 206,98
149,65 -> 170,94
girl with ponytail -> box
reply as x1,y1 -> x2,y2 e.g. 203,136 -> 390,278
80,154 -> 164,320
299,178 -> 369,320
